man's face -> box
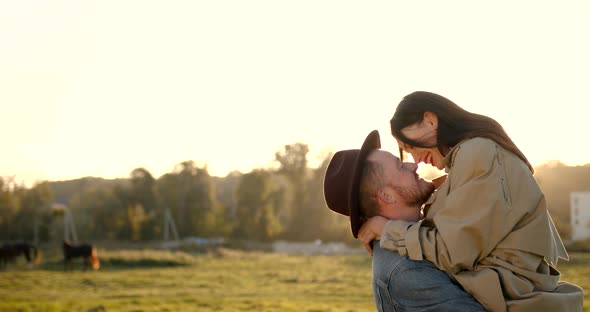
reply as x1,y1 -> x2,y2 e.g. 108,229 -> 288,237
367,150 -> 434,208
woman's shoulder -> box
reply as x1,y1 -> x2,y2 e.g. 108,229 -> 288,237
446,137 -> 498,169
456,137 -> 497,152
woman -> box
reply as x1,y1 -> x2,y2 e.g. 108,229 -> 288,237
358,91 -> 583,311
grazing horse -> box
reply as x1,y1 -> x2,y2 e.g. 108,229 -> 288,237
0,242 -> 41,269
63,240 -> 100,271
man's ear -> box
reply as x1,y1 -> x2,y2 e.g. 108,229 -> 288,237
376,188 -> 396,204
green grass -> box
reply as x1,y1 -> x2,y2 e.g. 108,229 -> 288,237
0,247 -> 587,311
554,253 -> 590,310
0,247 -> 374,312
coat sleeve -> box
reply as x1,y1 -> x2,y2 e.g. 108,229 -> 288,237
380,139 -> 523,274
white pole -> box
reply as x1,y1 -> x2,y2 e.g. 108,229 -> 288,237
64,209 -> 70,241
164,209 -> 169,241
64,207 -> 79,243
69,209 -> 78,243
163,209 -> 179,241
170,211 -> 179,241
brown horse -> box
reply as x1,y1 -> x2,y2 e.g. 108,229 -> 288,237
63,240 -> 100,271
0,242 -> 42,269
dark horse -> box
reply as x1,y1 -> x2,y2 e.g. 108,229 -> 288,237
63,240 -> 100,271
0,242 -> 41,269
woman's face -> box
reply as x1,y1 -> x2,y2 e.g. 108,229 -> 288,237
397,112 -> 445,170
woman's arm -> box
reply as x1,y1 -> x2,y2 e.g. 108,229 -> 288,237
378,139 -> 526,273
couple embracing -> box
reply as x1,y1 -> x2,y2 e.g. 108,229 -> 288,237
323,91 -> 584,311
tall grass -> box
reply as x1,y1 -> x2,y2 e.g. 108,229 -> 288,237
0,247 -> 587,311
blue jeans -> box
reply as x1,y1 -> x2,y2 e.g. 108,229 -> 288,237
372,241 -> 487,312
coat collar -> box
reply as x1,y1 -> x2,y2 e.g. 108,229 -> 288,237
443,138 -> 474,170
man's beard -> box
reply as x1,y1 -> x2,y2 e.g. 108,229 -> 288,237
395,182 -> 435,207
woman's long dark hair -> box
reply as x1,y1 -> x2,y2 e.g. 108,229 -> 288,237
390,91 -> 534,173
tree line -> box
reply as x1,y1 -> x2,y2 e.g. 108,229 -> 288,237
1,146 -> 588,244
0,143 -> 353,244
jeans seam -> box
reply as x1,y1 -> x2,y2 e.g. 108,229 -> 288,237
387,261 -> 405,311
374,255 -> 406,311
376,279 -> 403,311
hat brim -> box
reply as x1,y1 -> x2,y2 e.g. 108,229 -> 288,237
349,130 -> 381,238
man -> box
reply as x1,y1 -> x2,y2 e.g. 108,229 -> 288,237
323,130 -> 486,311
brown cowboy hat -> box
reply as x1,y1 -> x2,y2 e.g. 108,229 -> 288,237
323,130 -> 381,238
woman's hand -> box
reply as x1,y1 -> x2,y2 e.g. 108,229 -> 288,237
357,216 -> 388,256
431,174 -> 447,189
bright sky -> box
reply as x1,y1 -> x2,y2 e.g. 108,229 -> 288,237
1,1 -> 589,187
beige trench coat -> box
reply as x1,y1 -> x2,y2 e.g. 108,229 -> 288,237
380,138 -> 584,312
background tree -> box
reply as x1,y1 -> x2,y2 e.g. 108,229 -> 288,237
69,187 -> 126,240
275,143 -> 309,240
190,165 -> 227,237
298,152 -> 355,242
130,168 -> 157,212
0,177 -> 20,240
129,168 -> 160,240
156,161 -> 227,238
233,169 -> 282,241
155,171 -> 183,238
213,171 -> 242,220
11,182 -> 53,242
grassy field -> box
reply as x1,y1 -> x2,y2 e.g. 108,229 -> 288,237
0,246 -> 588,312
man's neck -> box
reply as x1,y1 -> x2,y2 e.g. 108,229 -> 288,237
382,204 -> 421,222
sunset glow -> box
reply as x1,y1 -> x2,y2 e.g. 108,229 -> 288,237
1,1 -> 589,187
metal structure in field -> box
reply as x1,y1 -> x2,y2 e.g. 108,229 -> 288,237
163,208 -> 179,241
64,206 -> 79,244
